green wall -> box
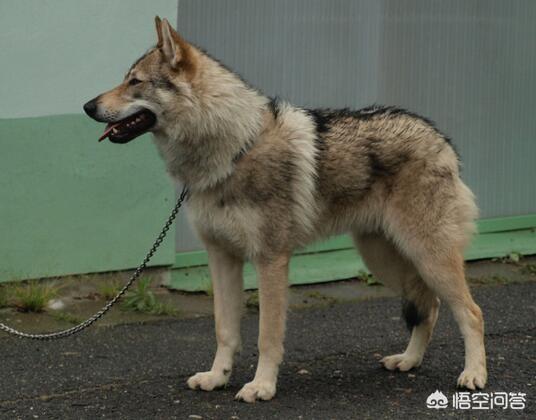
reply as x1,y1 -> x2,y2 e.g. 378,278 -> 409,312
170,215 -> 536,291
0,1 -> 178,281
1,1 -> 535,287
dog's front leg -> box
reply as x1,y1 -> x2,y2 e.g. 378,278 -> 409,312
235,254 -> 290,403
187,244 -> 244,391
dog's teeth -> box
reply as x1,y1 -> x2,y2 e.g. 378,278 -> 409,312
112,128 -> 118,133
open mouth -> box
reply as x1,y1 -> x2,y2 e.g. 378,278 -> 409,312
98,109 -> 157,143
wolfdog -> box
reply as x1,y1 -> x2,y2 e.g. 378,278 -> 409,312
84,17 -> 487,402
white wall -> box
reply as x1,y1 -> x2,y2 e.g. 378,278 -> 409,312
0,0 -> 177,118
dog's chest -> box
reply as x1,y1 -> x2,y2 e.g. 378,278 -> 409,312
187,193 -> 263,257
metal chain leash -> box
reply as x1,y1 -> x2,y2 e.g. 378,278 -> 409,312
0,186 -> 189,340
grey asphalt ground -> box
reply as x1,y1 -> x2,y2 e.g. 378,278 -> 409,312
0,282 -> 534,419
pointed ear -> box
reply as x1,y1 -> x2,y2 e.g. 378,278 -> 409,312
160,18 -> 193,70
155,16 -> 163,48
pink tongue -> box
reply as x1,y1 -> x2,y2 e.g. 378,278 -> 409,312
98,123 -> 119,142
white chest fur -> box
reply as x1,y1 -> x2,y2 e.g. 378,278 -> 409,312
186,193 -> 264,258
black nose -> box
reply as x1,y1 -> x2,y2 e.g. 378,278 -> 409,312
83,98 -> 98,118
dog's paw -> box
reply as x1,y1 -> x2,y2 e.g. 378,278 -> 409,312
381,353 -> 422,371
235,380 -> 276,403
457,367 -> 487,390
187,370 -> 229,391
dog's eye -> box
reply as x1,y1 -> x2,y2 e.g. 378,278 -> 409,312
128,78 -> 142,86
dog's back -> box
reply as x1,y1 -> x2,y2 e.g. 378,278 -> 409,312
308,105 -> 477,243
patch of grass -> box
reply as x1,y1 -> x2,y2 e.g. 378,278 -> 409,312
304,290 -> 337,305
304,291 -> 323,300
50,311 -> 82,325
0,286 -> 9,308
205,281 -> 214,297
245,291 -> 259,309
489,275 -> 512,284
121,278 -> 177,316
521,264 -> 536,276
467,277 -> 482,284
13,281 -> 58,312
357,270 -> 381,286
98,280 -> 122,300
366,276 -> 381,286
497,252 -> 523,264
468,275 -> 512,285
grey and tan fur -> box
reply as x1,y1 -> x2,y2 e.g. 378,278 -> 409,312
84,17 -> 487,403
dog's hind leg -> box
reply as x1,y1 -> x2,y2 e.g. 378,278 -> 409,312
187,243 -> 244,391
410,248 -> 487,390
354,233 -> 440,371
380,176 -> 486,389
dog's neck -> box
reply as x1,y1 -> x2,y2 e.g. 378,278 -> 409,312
152,53 -> 268,192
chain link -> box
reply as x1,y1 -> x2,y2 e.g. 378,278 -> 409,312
0,186 -> 189,340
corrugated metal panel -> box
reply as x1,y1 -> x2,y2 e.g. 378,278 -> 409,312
377,0 -> 536,220
175,0 -> 536,252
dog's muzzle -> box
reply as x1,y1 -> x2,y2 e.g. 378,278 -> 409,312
83,98 -> 99,119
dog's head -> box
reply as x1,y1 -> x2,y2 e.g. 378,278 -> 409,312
83,17 -> 197,143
